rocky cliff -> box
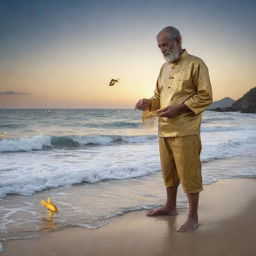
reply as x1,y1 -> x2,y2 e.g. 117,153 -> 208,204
232,87 -> 256,113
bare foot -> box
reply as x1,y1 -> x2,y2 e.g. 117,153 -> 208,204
146,205 -> 177,217
176,218 -> 199,232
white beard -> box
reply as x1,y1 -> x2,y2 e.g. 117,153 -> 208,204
163,41 -> 180,63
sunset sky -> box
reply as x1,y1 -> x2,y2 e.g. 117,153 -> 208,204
0,0 -> 255,108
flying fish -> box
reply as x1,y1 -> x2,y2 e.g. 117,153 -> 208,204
109,78 -> 119,86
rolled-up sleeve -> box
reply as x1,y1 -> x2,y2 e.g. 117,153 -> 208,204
184,62 -> 213,115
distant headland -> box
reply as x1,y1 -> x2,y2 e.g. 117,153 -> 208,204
209,87 -> 256,113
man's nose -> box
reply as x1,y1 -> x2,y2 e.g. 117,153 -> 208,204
160,46 -> 165,53
160,46 -> 167,53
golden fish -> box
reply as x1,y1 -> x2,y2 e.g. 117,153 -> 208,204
109,78 -> 119,86
40,197 -> 58,215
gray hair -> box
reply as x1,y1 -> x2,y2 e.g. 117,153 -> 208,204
157,26 -> 181,41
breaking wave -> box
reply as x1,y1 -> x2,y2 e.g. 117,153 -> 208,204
0,134 -> 157,152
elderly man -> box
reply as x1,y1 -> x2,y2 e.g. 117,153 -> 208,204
135,26 -> 212,232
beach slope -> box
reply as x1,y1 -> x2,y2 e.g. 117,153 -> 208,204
2,178 -> 256,256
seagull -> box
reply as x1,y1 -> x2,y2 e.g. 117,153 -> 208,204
109,78 -> 119,86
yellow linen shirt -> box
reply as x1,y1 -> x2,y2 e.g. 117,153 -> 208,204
150,50 -> 213,137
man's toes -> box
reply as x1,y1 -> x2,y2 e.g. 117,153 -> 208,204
176,224 -> 186,232
176,223 -> 199,232
146,210 -> 155,216
146,207 -> 177,217
146,209 -> 161,216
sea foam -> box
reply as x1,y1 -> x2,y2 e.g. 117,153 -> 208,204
0,134 -> 157,152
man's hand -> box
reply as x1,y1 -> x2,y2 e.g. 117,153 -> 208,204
157,104 -> 190,118
135,98 -> 152,111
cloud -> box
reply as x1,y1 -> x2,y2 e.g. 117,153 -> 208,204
0,91 -> 31,95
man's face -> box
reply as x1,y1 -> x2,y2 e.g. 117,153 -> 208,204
157,32 -> 180,63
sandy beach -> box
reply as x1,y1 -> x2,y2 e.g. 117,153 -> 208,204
2,177 -> 256,256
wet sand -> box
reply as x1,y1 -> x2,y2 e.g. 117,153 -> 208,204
2,178 -> 256,256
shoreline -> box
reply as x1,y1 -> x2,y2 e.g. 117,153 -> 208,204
1,155 -> 255,242
2,177 -> 256,256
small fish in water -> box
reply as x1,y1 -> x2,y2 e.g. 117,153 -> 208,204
40,197 -> 58,216
109,78 -> 119,86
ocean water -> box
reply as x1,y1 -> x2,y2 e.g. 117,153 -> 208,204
0,109 -> 256,241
